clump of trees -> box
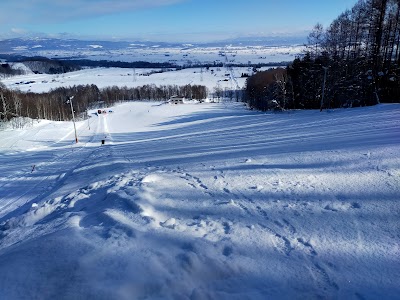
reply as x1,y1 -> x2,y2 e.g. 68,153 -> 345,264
0,83 -> 96,123
1,58 -> 82,76
0,63 -> 25,77
0,83 -> 208,124
100,84 -> 207,106
246,0 -> 400,111
245,68 -> 292,111
22,58 -> 81,74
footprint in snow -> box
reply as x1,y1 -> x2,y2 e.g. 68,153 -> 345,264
297,237 -> 317,256
222,187 -> 230,194
160,218 -> 177,229
222,221 -> 231,234
223,246 -> 233,257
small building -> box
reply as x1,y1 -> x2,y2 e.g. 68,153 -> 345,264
169,96 -> 185,104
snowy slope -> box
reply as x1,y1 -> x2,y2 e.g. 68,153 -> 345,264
0,102 -> 399,299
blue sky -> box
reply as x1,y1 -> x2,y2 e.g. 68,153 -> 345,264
0,0 -> 359,42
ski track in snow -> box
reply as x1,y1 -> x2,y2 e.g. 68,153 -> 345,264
0,102 -> 399,299
0,115 -> 104,218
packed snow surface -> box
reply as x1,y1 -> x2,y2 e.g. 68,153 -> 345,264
0,102 -> 399,299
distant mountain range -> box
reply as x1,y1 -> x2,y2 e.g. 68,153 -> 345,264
219,35 -> 307,46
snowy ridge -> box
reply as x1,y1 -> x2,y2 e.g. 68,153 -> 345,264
0,102 -> 399,299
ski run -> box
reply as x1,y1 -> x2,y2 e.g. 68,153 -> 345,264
0,101 -> 399,299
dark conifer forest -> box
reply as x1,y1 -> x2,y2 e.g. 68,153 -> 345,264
246,0 -> 400,111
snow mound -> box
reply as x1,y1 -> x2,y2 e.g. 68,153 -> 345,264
141,173 -> 163,184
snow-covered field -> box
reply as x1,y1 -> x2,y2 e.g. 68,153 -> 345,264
2,66 -> 255,93
0,101 -> 399,299
7,44 -> 303,66
2,42 -> 297,94
58,44 -> 302,65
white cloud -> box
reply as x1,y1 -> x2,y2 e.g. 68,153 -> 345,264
0,0 -> 187,24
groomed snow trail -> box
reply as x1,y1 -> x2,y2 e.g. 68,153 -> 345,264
0,111 -> 107,218
0,102 -> 399,299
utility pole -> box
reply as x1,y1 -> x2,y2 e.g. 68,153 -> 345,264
320,67 -> 328,112
68,96 -> 78,143
87,109 -> 90,130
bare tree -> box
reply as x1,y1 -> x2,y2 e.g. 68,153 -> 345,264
307,23 -> 325,58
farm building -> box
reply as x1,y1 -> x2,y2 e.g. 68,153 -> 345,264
169,96 -> 185,104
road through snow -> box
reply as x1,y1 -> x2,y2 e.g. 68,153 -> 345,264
0,102 -> 399,299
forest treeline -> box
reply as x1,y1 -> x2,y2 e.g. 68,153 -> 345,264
0,83 -> 207,123
246,0 -> 400,110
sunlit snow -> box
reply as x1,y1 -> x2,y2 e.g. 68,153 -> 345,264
0,101 -> 399,299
